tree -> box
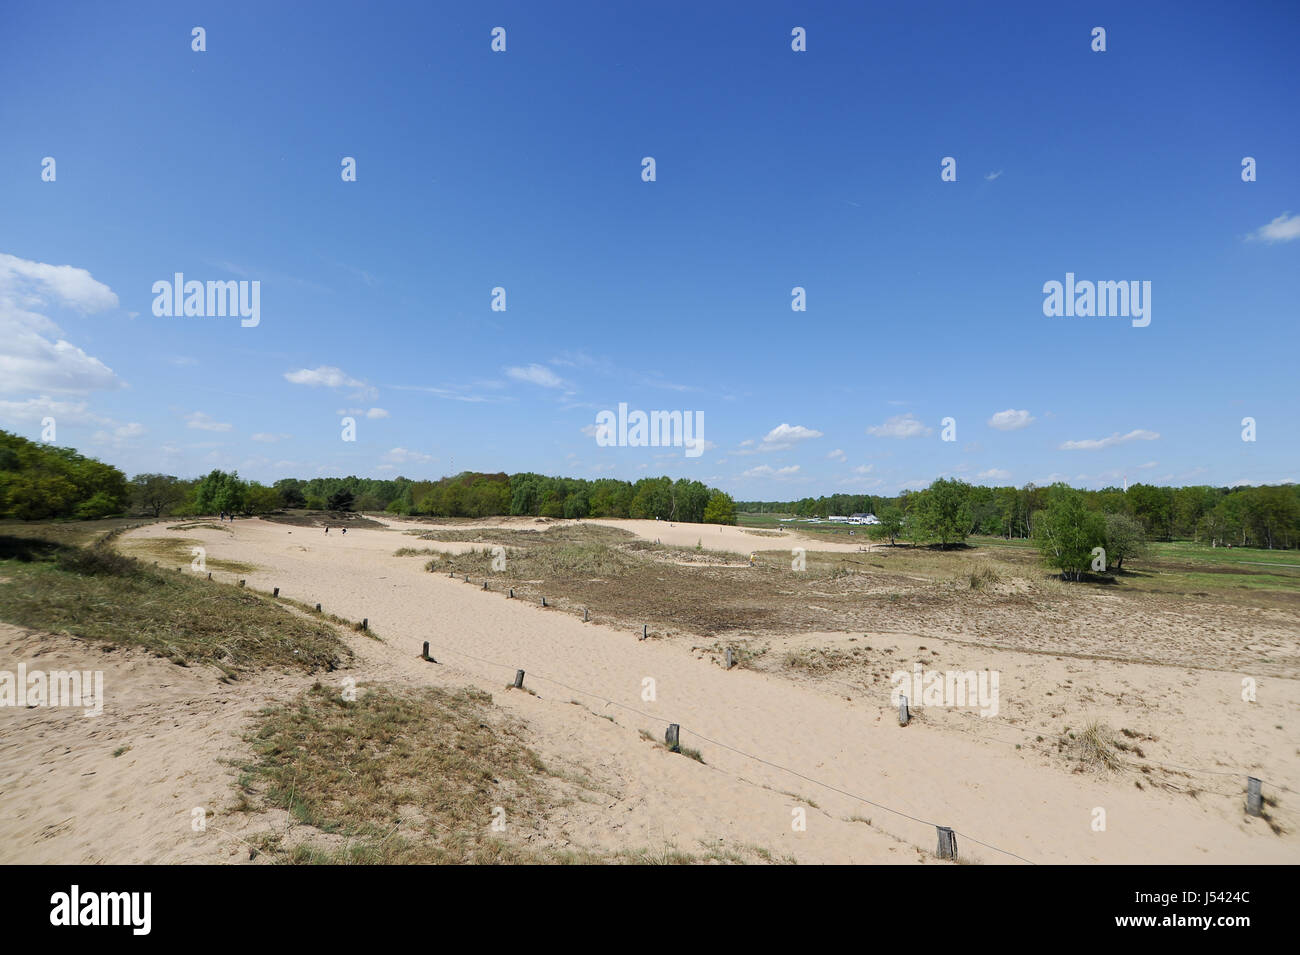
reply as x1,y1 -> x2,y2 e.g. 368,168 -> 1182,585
245,484 -> 283,515
130,473 -> 186,517
869,506 -> 904,545
702,490 -> 737,525
914,478 -> 974,547
192,470 -> 247,515
1103,512 -> 1147,571
1033,485 -> 1106,581
327,489 -> 355,512
0,431 -> 128,520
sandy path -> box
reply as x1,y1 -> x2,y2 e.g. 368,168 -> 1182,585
110,517 -> 1297,864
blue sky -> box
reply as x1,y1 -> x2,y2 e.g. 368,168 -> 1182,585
2,0 -> 1297,497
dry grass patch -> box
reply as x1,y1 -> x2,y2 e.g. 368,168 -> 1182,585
236,682 -> 589,863
121,535 -> 259,574
0,537 -> 350,676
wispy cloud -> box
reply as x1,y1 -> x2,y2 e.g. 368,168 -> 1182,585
505,363 -> 565,389
284,365 -> 377,400
867,413 -> 932,439
1059,429 -> 1159,451
1247,212 -> 1300,244
383,447 -> 433,464
185,411 -> 233,432
742,464 -> 800,478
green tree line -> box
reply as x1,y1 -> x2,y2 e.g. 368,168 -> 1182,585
743,479 -> 1300,550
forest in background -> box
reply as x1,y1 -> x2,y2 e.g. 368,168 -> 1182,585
4,430 -> 1298,555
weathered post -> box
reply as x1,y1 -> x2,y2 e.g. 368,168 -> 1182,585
899,695 -> 910,726
936,826 -> 957,860
1247,777 -> 1263,817
315,603 -> 321,612
641,624 -> 647,640
665,724 -> 681,753
725,648 -> 735,670
361,618 -> 368,631
272,587 -> 279,597
513,670 -> 525,689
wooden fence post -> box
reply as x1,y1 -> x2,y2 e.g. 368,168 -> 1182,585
665,724 -> 681,753
315,603 -> 321,612
936,826 -> 957,860
514,670 -> 525,689
1247,777 -> 1263,816
899,695 -> 910,726
272,587 -> 279,596
361,618 -> 368,631
725,648 -> 735,670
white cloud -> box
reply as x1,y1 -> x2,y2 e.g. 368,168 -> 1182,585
1248,212 -> 1300,244
0,253 -> 122,395
978,468 -> 1012,481
91,422 -> 145,447
284,365 -> 377,399
985,170 -> 1003,181
0,396 -> 113,427
852,464 -> 874,475
1058,429 -> 1159,451
336,407 -> 388,419
0,252 -> 119,313
867,413 -> 933,439
505,363 -> 564,388
185,411 -> 233,432
251,432 -> 292,443
383,447 -> 432,464
742,464 -> 800,478
760,423 -> 823,450
827,448 -> 846,462
987,409 -> 1035,431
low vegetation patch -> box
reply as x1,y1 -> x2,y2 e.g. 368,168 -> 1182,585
236,682 -> 570,863
0,536 -> 350,676
121,536 -> 259,574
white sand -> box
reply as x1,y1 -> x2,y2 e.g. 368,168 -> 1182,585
3,515 -> 1295,864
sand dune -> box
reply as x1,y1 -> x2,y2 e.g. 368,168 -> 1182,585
4,515 -> 1295,864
